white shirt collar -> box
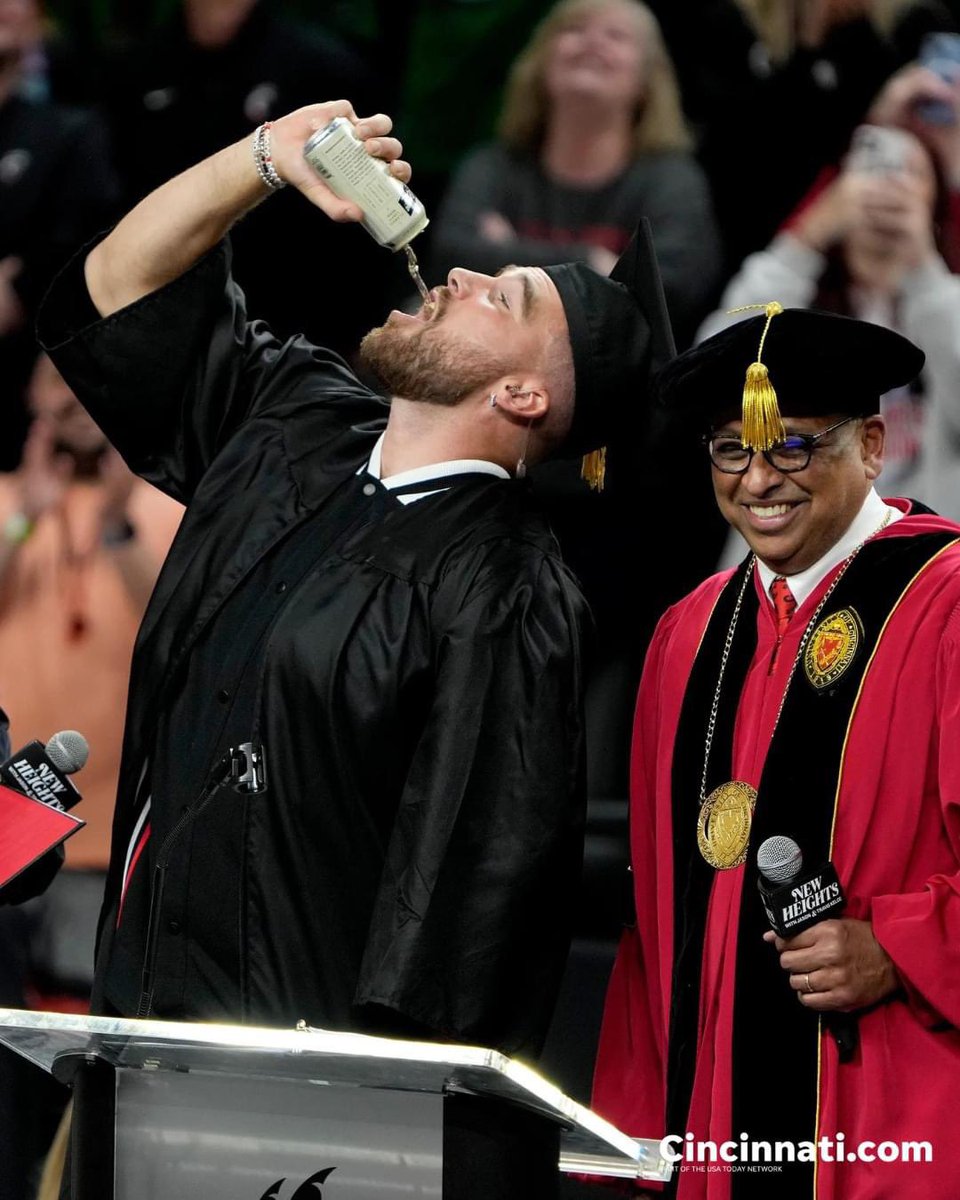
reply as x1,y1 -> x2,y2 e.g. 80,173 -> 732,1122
756,488 -> 902,608
363,433 -> 509,491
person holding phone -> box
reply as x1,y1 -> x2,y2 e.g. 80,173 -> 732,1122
696,121 -> 960,527
868,47 -> 960,257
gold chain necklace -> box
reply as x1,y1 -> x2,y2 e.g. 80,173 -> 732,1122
697,509 -> 892,869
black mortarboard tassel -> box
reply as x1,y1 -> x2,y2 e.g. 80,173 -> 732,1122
544,218 -> 674,490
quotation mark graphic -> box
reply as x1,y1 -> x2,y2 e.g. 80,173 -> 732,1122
258,1167 -> 336,1199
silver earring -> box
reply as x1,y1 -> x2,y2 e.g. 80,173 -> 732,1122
489,393 -> 498,408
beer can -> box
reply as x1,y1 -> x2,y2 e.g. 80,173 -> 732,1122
303,117 -> 429,251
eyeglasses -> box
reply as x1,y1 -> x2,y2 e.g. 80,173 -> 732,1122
703,415 -> 858,475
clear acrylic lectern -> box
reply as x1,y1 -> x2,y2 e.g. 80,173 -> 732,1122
0,1008 -> 672,1199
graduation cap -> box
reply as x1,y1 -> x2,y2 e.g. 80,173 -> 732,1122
658,304 -> 925,444
543,219 -> 675,490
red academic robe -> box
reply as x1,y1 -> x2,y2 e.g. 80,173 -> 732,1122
593,501 -> 960,1198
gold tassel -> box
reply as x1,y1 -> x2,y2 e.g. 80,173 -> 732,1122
741,361 -> 785,451
727,300 -> 785,451
581,447 -> 607,492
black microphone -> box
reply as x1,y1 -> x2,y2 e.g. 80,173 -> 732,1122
757,834 -> 858,1061
0,730 -> 89,812
757,835 -> 845,938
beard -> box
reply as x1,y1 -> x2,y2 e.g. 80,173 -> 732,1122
359,317 -> 511,407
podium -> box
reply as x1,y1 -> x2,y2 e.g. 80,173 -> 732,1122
0,1007 -> 672,1199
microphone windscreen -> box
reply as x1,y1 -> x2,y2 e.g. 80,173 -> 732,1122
757,835 -> 803,885
45,731 -> 89,775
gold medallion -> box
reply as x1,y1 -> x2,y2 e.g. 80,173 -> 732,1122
696,781 -> 758,869
804,608 -> 862,690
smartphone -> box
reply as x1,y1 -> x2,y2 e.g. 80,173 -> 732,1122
916,32 -> 960,126
844,125 -> 915,175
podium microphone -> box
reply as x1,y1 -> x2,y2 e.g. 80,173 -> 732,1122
757,835 -> 858,1061
0,730 -> 89,812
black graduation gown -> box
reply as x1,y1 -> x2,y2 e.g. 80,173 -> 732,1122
37,242 -> 589,1057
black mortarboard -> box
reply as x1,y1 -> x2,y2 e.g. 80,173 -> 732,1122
658,307 -> 925,440
544,219 -> 674,488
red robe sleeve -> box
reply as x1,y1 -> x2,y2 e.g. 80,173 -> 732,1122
871,597 -> 960,1029
592,606 -> 681,1144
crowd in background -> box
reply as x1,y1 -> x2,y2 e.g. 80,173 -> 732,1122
1,1 -> 959,1197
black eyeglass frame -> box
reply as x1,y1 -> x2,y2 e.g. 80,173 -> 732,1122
702,415 -> 859,475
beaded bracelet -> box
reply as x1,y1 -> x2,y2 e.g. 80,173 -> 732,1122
252,121 -> 286,192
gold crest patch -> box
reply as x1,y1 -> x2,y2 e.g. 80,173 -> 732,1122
804,608 -> 862,690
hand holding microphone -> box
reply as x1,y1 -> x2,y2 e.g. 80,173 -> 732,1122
765,918 -> 899,1013
756,834 -> 845,937
757,836 -> 899,1059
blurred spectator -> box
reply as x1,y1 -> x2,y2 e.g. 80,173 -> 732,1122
323,0 -> 553,215
868,57 -> 960,261
431,0 -> 726,650
0,354 -> 180,1200
431,0 -> 721,345
430,0 -> 725,832
640,0 -> 761,127
688,0 -> 959,270
12,0 -> 101,104
100,0 -> 391,356
0,0 -> 119,470
700,124 -> 960,532
0,354 -> 182,871
736,0 -> 955,66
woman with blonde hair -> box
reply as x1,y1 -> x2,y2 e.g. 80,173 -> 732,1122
431,0 -> 721,342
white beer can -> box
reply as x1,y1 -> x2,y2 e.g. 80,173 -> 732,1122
303,117 -> 429,251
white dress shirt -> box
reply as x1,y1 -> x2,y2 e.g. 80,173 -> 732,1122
362,433 -> 509,505
755,488 -> 903,608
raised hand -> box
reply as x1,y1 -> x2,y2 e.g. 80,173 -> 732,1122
17,416 -> 73,522
869,64 -> 960,188
267,102 -> 412,222
854,170 -> 937,271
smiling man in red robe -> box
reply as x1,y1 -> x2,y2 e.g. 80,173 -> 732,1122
592,304 -> 960,1199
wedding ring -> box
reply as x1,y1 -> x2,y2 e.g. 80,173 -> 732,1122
804,973 -> 814,994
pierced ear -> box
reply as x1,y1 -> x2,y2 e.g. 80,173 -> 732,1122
499,381 -> 549,422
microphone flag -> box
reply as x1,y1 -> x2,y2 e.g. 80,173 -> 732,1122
0,781 -> 83,888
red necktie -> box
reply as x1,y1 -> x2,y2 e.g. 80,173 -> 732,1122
770,576 -> 797,641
